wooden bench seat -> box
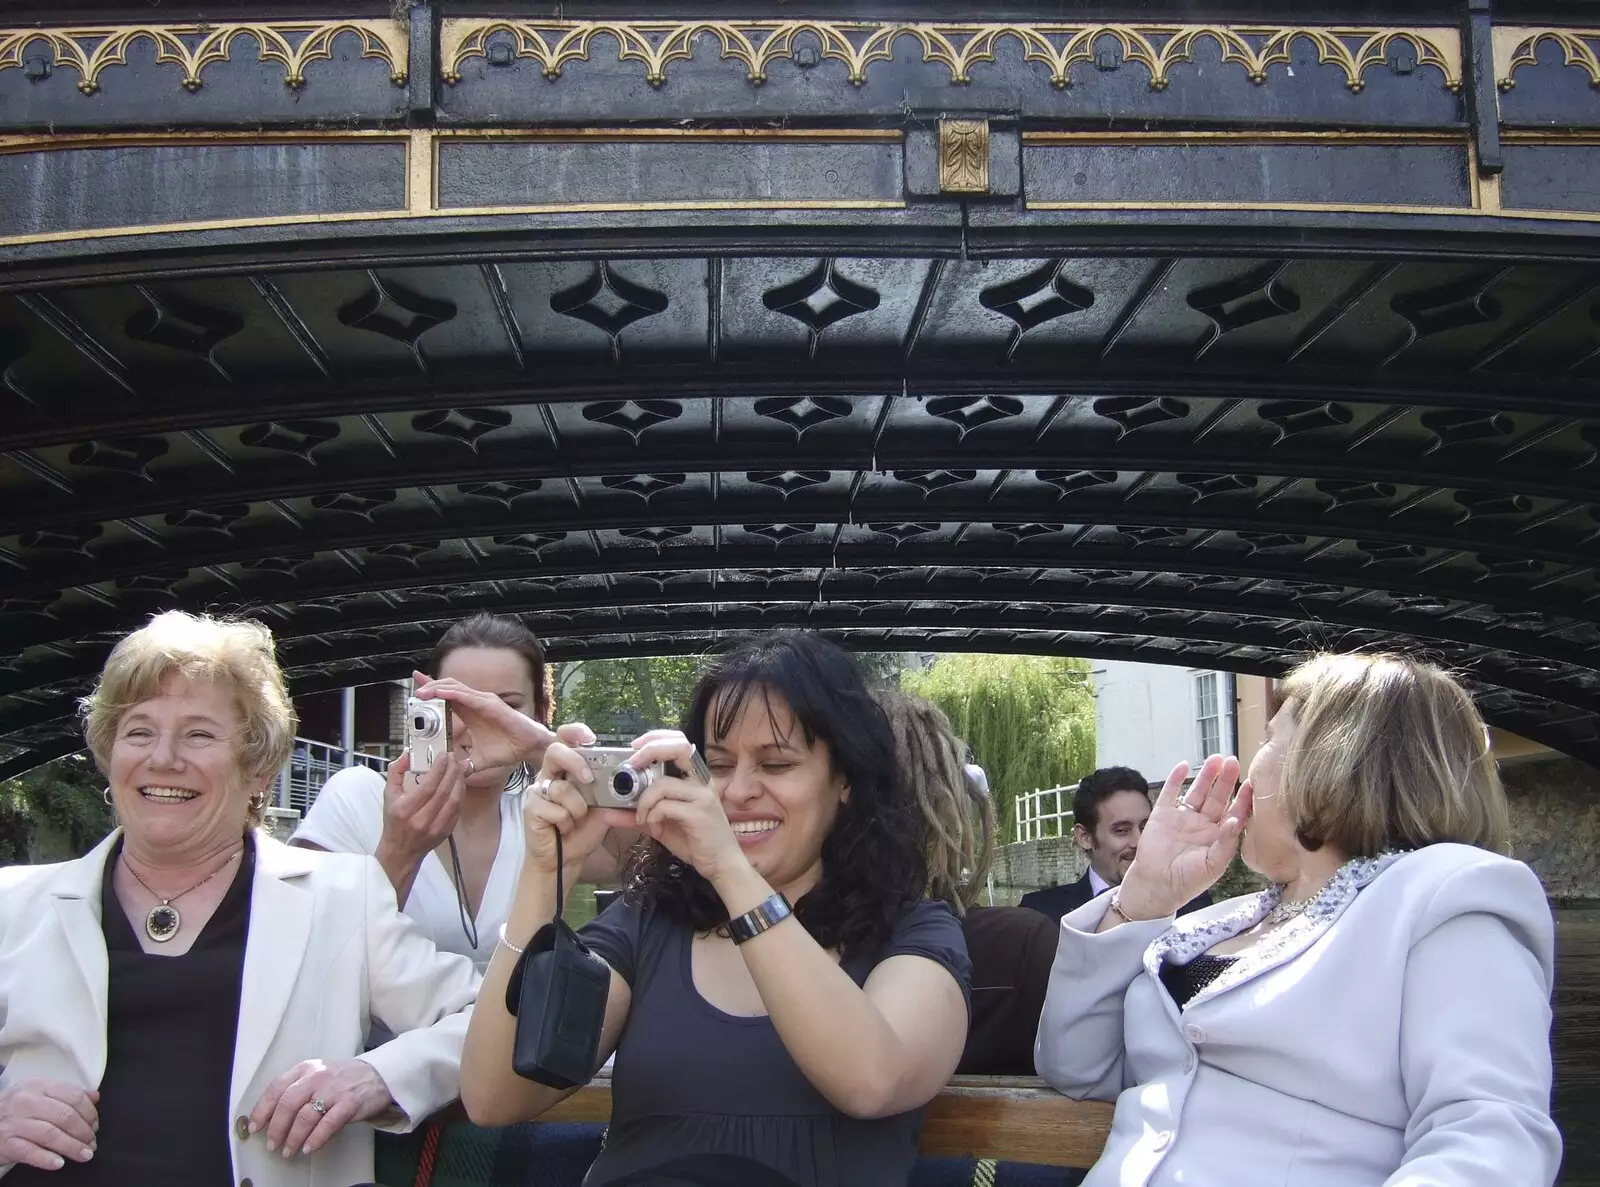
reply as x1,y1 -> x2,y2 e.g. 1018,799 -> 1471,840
542,1070 -> 1115,1169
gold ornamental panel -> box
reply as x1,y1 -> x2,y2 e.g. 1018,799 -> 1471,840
1494,27 -> 1600,91
938,119 -> 989,194
0,19 -> 408,95
439,19 -> 1463,94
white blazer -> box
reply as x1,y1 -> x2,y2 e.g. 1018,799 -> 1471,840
1035,843 -> 1561,1187
0,830 -> 482,1187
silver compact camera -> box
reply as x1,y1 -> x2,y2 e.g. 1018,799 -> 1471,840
572,746 -> 713,810
405,697 -> 449,775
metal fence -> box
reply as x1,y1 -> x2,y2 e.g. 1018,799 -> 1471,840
1014,783 -> 1077,843
276,737 -> 391,815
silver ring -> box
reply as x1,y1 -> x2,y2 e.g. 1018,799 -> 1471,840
309,1098 -> 329,1115
464,757 -> 476,777
1178,800 -> 1200,812
532,777 -> 553,798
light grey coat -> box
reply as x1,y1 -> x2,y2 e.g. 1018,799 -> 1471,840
1035,843 -> 1561,1187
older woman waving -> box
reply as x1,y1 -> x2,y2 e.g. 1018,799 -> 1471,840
1035,652 -> 1562,1187
0,611 -> 479,1187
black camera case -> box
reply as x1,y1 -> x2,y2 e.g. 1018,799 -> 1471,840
504,916 -> 612,1088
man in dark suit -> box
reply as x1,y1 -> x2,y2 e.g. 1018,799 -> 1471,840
1019,765 -> 1212,924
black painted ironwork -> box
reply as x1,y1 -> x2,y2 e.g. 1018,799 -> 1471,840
1,0 -> 1600,775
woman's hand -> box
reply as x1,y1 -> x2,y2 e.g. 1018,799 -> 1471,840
0,1078 -> 99,1170
523,740 -> 612,885
615,730 -> 744,888
248,1057 -> 393,1157
1115,755 -> 1250,921
409,672 -> 562,771
376,750 -> 464,868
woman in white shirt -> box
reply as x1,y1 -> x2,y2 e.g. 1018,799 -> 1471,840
291,614 -> 627,969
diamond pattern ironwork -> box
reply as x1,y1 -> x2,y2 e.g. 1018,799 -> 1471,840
753,396 -> 852,438
413,408 -> 513,450
239,420 -> 341,462
66,437 -> 169,481
748,470 -> 830,497
552,264 -> 669,362
124,287 -> 243,380
601,473 -> 687,501
582,400 -> 684,442
338,274 -> 457,364
310,490 -> 397,520
763,260 -> 880,358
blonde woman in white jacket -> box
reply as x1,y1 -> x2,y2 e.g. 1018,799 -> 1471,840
0,612 -> 479,1187
1035,652 -> 1561,1187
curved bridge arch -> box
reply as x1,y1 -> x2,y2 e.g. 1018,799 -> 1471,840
3,0 -> 1600,777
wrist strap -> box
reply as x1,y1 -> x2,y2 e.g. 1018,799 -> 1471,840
725,892 -> 792,945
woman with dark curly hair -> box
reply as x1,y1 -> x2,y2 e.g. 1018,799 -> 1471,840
432,632 -> 972,1187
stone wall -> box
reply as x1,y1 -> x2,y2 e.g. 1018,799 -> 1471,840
993,756 -> 1600,904
1502,758 -> 1600,901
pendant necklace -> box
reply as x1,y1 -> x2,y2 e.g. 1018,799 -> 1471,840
122,847 -> 243,942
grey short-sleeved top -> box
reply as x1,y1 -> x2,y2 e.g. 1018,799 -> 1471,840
577,896 -> 972,1187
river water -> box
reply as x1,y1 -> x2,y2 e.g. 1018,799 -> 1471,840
1556,904 -> 1599,1185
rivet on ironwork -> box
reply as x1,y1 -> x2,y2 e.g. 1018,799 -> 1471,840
22,54 -> 51,82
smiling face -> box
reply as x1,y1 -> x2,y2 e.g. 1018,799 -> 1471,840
1076,788 -> 1151,886
439,645 -> 538,793
702,687 -> 850,901
108,671 -> 261,865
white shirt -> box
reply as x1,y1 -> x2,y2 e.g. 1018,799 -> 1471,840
291,765 -> 525,971
963,763 -> 990,798
1088,866 -> 1113,897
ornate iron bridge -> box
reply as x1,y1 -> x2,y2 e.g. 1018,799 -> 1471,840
1,0 -> 1599,778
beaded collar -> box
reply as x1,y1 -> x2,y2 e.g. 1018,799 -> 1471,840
1143,850 -> 1408,1010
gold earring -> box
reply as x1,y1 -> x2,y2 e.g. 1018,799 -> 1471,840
248,791 -> 267,812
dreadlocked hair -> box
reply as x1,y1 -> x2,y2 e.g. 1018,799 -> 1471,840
874,689 -> 996,915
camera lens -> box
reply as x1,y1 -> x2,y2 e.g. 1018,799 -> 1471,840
612,766 -> 649,800
412,715 -> 427,731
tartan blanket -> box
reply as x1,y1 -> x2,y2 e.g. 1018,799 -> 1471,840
374,1124 -> 1089,1187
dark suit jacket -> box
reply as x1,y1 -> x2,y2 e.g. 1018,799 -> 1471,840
1018,871 -> 1213,925
957,905 -> 1061,1076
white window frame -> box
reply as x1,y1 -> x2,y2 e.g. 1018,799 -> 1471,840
1193,670 -> 1232,760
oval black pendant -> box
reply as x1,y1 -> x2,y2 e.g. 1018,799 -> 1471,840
146,904 -> 180,943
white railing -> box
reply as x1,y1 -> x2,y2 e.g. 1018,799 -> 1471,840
1015,783 -> 1077,843
277,736 -> 391,815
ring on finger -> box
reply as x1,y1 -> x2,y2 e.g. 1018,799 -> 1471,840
464,757 -> 475,777
308,1098 -> 329,1115
532,777 -> 553,798
1178,799 -> 1200,812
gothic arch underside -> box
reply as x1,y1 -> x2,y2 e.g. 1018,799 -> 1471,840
2,0 -> 1599,776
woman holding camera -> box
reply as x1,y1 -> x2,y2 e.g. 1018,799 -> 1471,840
292,614 -> 625,969
427,632 -> 972,1187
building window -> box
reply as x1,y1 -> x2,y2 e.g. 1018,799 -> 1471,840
1195,672 -> 1226,758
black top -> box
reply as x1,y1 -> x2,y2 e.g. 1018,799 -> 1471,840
1159,952 -> 1239,1008
577,897 -> 973,1187
1018,872 -> 1213,924
957,905 -> 1059,1076
12,839 -> 254,1187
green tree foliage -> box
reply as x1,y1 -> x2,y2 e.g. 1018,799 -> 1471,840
903,654 -> 1096,838
555,656 -> 712,735
0,752 -> 115,864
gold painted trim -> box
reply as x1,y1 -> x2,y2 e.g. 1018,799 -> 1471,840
1025,200 -> 1600,223
938,119 -> 989,193
0,19 -> 407,95
1494,26 -> 1600,91
438,127 -> 904,142
1023,130 -> 1465,146
0,129 -> 411,155
439,19 -> 1462,94
0,199 -> 908,249
407,130 -> 434,216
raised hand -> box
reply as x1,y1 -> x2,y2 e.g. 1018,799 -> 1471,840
409,672 -> 559,772
523,740 -> 613,886
615,730 -> 743,887
1115,755 -> 1250,921
377,749 -> 465,869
